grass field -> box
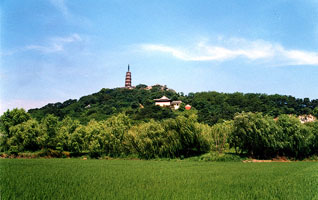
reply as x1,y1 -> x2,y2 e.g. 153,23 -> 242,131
1,159 -> 317,200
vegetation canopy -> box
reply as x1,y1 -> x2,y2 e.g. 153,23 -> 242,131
1,86 -> 318,159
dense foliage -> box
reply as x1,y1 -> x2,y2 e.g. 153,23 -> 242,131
0,109 -> 211,158
1,86 -> 318,159
230,112 -> 317,159
126,115 -> 210,159
1,108 -> 318,159
190,91 -> 318,125
28,85 -> 318,125
29,85 -> 180,124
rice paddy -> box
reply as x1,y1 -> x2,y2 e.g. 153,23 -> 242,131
1,159 -> 317,199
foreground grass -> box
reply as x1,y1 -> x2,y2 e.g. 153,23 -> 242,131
0,159 -> 317,200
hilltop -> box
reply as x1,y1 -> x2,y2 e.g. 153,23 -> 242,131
28,84 -> 318,125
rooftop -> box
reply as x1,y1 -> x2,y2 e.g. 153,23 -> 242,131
154,96 -> 171,102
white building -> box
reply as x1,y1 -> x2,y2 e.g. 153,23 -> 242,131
171,101 -> 182,110
154,96 -> 182,110
154,96 -> 172,107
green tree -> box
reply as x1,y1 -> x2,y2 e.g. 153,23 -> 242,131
6,119 -> 41,153
305,121 -> 318,155
68,124 -> 87,154
312,107 -> 318,118
0,109 -> 31,152
230,112 -> 281,158
209,121 -> 234,152
0,108 -> 31,136
85,120 -> 104,158
276,115 -> 312,158
126,114 -> 209,159
100,113 -> 132,157
135,84 -> 148,89
56,116 -> 80,151
38,114 -> 59,149
126,120 -> 166,159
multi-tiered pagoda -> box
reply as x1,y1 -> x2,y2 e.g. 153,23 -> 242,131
125,65 -> 132,88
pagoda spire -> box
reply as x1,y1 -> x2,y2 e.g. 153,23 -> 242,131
128,64 -> 130,72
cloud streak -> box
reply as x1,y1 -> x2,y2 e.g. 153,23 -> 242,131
25,34 -> 82,53
49,0 -> 92,26
49,0 -> 69,17
141,38 -> 318,65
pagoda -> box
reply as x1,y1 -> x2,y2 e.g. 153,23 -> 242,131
125,65 -> 132,88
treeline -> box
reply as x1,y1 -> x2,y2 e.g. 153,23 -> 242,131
28,85 -> 318,125
0,109 -> 210,158
1,108 -> 317,159
230,112 -> 318,159
190,92 -> 318,125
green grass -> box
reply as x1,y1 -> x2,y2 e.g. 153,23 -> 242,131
1,159 -> 317,200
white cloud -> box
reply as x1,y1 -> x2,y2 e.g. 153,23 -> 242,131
48,0 -> 91,26
25,34 -> 82,53
140,38 -> 318,66
282,49 -> 318,65
49,0 -> 69,17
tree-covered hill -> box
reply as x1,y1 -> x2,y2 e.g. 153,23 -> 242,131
190,92 -> 318,125
3,85 -> 318,159
28,84 -> 318,125
29,84 -> 180,124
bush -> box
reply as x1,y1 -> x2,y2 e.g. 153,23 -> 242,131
188,152 -> 245,162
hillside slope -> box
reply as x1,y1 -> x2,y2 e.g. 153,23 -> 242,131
29,84 -> 318,125
29,85 -> 180,124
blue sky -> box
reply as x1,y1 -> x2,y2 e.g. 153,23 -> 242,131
1,0 -> 318,113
